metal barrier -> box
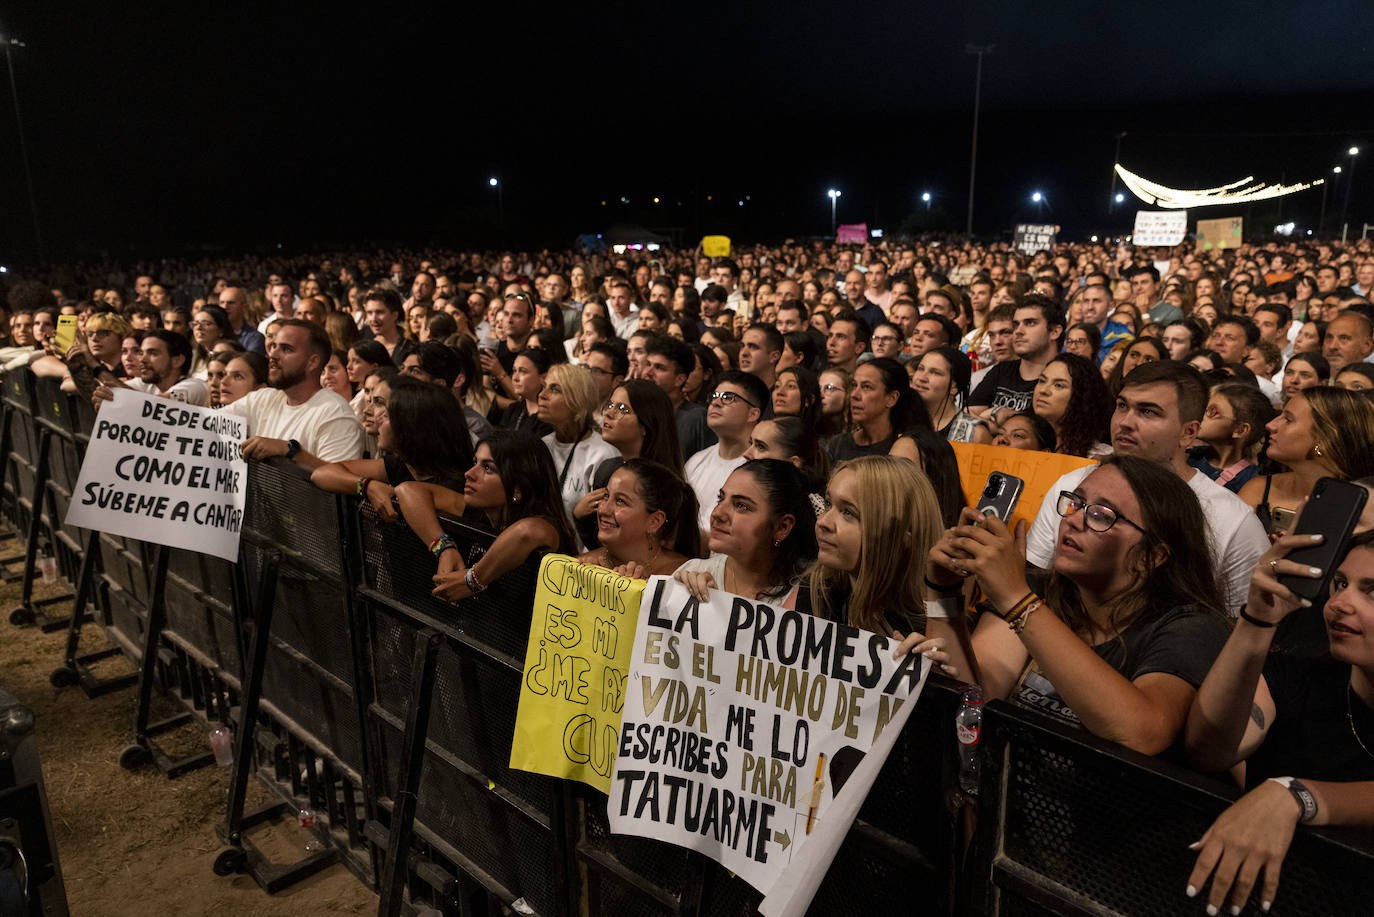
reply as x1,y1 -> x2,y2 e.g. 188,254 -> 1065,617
968,700 -> 1374,917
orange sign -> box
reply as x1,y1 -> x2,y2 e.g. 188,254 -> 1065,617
951,443 -> 1097,531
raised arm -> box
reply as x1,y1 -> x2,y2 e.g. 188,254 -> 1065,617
430,516 -> 560,602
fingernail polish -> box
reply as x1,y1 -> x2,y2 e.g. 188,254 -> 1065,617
1262,901 -> 1271,912
1311,533 -> 1324,541
1310,567 -> 1322,576
1302,598 -> 1313,607
1186,885 -> 1197,897
1206,905 -> 1218,916
1231,906 -> 1242,916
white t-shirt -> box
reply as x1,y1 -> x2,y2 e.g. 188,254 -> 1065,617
224,387 -> 364,462
1025,463 -> 1269,613
257,311 -> 293,335
610,306 -> 640,340
685,446 -> 748,531
542,430 -> 619,546
126,376 -> 210,407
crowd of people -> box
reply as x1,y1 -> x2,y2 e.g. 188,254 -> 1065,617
6,233 -> 1374,913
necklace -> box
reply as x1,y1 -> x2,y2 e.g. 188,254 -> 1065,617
1346,685 -> 1374,763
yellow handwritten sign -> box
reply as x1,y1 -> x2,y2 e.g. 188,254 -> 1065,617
701,235 -> 731,257
509,554 -> 646,793
951,443 -> 1097,531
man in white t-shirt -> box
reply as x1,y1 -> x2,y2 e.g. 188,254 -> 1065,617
685,371 -> 768,533
1024,361 -> 1267,612
257,281 -> 296,334
231,320 -> 364,464
94,329 -> 209,407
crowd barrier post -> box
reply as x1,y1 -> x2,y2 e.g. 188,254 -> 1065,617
0,394 -> 28,579
9,405 -> 71,631
0,371 -> 40,579
48,528 -> 135,697
375,627 -> 441,917
116,545 -> 217,778
0,683 -> 69,916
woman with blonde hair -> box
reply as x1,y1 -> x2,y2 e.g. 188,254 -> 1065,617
799,456 -> 968,676
538,363 -> 619,534
1240,387 -> 1374,534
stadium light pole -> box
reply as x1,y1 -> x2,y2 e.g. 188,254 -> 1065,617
827,188 -> 841,235
1108,131 -> 1126,211
1341,146 -> 1359,243
1320,164 -> 1342,236
964,44 -> 993,237
1,33 -> 42,262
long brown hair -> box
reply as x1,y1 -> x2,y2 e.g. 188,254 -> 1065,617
1048,455 -> 1228,638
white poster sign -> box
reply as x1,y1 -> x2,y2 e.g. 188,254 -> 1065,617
1133,210 -> 1188,246
608,576 -> 928,913
65,389 -> 247,561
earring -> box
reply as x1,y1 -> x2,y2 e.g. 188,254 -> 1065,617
773,539 -> 780,547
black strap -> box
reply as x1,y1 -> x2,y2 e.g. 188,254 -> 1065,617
1238,605 -> 1277,628
558,439 -> 580,487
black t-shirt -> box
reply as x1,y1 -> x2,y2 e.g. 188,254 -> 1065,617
382,454 -> 465,492
1015,604 -> 1230,726
826,431 -> 897,463
969,360 -> 1036,413
676,401 -> 717,461
794,583 -> 922,638
491,401 -> 552,438
1244,654 -> 1374,788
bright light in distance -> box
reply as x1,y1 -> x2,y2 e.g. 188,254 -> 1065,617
1090,236 -> 1099,242
738,200 -> 744,207
1334,166 -> 1343,174
488,177 -> 498,187
827,189 -> 841,199
653,197 -> 660,204
1031,191 -> 1043,202
0,266 -> 7,273
921,192 -> 932,202
1115,193 -> 1125,203
1350,147 -> 1361,156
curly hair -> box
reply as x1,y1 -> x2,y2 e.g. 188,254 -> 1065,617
1048,353 -> 1113,457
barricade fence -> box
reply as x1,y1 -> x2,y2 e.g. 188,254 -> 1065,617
1,365 -> 1371,917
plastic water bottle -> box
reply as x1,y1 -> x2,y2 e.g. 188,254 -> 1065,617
208,724 -> 233,767
297,807 -> 317,828
955,686 -> 984,796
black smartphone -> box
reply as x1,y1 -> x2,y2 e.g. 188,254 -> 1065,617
1278,477 -> 1369,602
976,472 -> 1024,523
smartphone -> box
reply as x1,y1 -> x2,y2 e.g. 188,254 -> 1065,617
1278,477 -> 1369,602
55,315 -> 78,353
976,472 -> 1024,523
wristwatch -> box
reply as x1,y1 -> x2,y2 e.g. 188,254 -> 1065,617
284,439 -> 302,460
1270,776 -> 1318,823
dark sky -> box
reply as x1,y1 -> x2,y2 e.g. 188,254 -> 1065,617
0,1 -> 1370,264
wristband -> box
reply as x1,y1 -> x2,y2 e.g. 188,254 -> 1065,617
1008,597 -> 1043,634
356,476 -> 373,498
1269,777 -> 1318,823
924,576 -> 963,596
429,534 -> 457,558
924,597 -> 957,620
465,565 -> 486,594
998,590 -> 1037,623
1238,605 -> 1277,628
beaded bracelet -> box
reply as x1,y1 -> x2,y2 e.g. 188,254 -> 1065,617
356,476 -> 373,498
429,534 -> 457,557
465,565 -> 486,594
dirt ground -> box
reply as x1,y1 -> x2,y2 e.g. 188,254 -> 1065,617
1,571 -> 376,916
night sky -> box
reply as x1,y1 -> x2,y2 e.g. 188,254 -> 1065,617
0,1 -> 1370,263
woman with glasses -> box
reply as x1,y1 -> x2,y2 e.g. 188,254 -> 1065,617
1063,323 -> 1102,363
929,455 -> 1230,754
574,379 -> 683,550
189,305 -> 233,380
817,367 -> 852,439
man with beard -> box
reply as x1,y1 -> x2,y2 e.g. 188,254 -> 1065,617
93,329 -> 209,406
227,320 -> 364,463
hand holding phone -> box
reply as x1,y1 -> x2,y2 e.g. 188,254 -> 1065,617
1277,478 -> 1368,602
976,472 -> 1024,524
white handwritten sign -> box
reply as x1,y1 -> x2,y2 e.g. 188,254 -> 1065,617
1133,210 -> 1188,246
608,576 -> 927,911
66,389 -> 247,561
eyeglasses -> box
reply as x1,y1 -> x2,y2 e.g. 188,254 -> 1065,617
608,401 -> 634,415
822,383 -> 845,393
1056,491 -> 1147,535
1203,405 -> 1233,421
709,390 -> 756,408
871,334 -> 900,344
190,320 -> 217,329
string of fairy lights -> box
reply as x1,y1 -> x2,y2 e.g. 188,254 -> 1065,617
1114,164 -> 1324,209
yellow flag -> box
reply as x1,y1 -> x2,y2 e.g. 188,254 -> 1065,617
701,235 -> 731,257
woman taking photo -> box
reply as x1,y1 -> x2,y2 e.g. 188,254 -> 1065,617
674,459 -> 818,604
395,430 -> 578,602
1240,387 -> 1374,534
1032,353 -> 1113,458
827,357 -> 930,462
313,376 -> 475,520
931,456 -> 1230,754
538,363 -> 620,532
576,459 -> 701,577
910,346 -> 989,443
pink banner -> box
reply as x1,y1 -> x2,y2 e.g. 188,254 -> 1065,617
835,223 -> 868,244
